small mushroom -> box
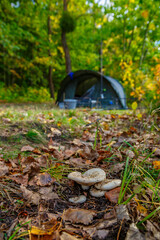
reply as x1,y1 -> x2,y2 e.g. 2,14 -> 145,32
90,186 -> 105,197
81,185 -> 90,190
69,195 -> 87,204
95,179 -> 121,191
68,168 -> 106,186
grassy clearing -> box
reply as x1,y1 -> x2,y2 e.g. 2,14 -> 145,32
0,103 -> 160,230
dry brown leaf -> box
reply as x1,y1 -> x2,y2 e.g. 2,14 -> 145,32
10,174 -> 29,186
23,162 -> 40,177
52,149 -> 64,160
72,139 -> 84,147
0,161 -> 9,176
21,145 -> 34,152
35,172 -> 54,186
126,150 -> 135,159
20,185 -> 40,205
112,163 -> 124,173
105,187 -> 121,203
60,231 -> 82,240
2,117 -> 11,123
153,148 -> 160,156
63,208 -> 96,225
125,223 -> 144,240
64,149 -> 76,159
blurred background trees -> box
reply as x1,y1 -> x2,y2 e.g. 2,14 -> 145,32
0,0 -> 159,106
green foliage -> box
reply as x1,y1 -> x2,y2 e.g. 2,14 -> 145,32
60,11 -> 76,33
0,83 -> 51,102
0,0 -> 159,105
26,129 -> 46,144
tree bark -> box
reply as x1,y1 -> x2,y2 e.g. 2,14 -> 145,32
48,14 -> 54,99
61,0 -> 72,74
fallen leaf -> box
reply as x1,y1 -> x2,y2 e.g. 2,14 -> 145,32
35,172 -> 54,186
105,187 -> 121,203
126,150 -> 135,159
125,223 -> 144,240
72,139 -> 84,147
63,208 -> 96,225
51,149 -> 64,160
153,148 -> 160,156
0,161 -> 9,176
116,205 -> 130,220
64,149 -> 76,159
60,231 -> 82,240
145,220 -> 160,239
20,185 -> 40,205
153,161 -> 160,170
2,117 -> 11,123
21,145 -> 34,152
112,163 -> 124,173
96,219 -> 117,229
10,174 -> 29,186
29,222 -> 60,240
51,128 -> 61,136
93,229 -> 109,239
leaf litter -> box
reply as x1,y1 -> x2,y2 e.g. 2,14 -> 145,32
0,109 -> 160,239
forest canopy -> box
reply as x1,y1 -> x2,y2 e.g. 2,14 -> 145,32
0,0 -> 160,105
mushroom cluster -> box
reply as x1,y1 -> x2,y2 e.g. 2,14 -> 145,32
68,168 -> 121,203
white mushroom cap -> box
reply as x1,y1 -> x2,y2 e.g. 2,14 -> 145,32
68,168 -> 106,186
81,185 -> 90,190
95,179 -> 121,191
90,186 -> 105,197
69,195 -> 87,204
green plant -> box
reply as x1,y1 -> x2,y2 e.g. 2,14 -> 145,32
137,206 -> 160,226
8,221 -> 30,240
60,11 -> 76,33
118,157 -> 134,204
42,164 -> 73,181
26,129 -> 46,144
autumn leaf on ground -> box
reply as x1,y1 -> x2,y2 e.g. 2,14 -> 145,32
21,145 -> 34,152
0,161 -> 9,176
105,187 -> 121,203
153,161 -> 160,170
63,209 -> 96,225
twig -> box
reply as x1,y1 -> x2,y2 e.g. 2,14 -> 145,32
117,219 -> 124,240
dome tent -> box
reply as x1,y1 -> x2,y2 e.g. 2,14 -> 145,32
57,70 -> 127,109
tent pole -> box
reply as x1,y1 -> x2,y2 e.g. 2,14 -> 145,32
100,41 -> 104,99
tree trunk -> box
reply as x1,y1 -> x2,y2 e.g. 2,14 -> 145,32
48,15 -> 54,99
61,0 -> 72,74
139,20 -> 150,68
61,31 -> 72,74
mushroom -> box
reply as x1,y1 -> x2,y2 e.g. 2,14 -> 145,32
90,186 -> 105,197
69,195 -> 87,204
95,179 -> 121,191
81,185 -> 90,190
68,168 -> 106,186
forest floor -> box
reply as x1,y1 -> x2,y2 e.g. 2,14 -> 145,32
0,103 -> 160,240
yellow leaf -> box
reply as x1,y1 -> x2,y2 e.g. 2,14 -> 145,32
10,69 -> 21,79
132,102 -> 138,111
107,141 -> 116,147
142,10 -> 149,19
29,225 -> 56,236
137,113 -> 142,120
130,92 -> 135,96
153,161 -> 160,170
57,122 -> 62,127
137,202 -> 147,215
